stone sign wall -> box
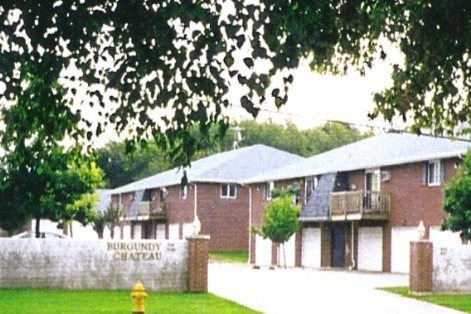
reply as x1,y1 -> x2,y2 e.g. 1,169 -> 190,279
0,239 -> 189,291
433,245 -> 471,293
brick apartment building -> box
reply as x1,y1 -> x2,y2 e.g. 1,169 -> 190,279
247,133 -> 471,272
109,144 -> 304,252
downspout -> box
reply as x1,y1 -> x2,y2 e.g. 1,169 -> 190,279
248,186 -> 252,264
349,221 -> 356,270
194,184 -> 198,218
192,183 -> 201,236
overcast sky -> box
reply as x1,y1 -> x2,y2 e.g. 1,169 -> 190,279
228,58 -> 402,133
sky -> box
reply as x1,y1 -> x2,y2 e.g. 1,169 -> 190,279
227,58 -> 402,133
90,59 -> 400,147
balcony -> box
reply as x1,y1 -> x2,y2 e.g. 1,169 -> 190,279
136,201 -> 167,220
329,190 -> 390,221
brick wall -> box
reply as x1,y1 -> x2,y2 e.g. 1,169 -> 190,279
197,183 -> 250,251
188,235 -> 210,292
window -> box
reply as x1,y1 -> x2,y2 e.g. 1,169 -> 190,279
220,183 -> 236,198
427,160 -> 442,186
180,185 -> 187,199
305,177 -> 318,198
160,188 -> 168,202
264,181 -> 275,200
142,189 -> 152,201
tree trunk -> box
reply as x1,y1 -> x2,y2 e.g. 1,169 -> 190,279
69,222 -> 73,238
110,224 -> 115,239
283,243 -> 287,269
35,217 -> 41,238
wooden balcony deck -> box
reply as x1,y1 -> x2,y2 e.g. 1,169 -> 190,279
136,201 -> 167,220
329,190 -> 390,221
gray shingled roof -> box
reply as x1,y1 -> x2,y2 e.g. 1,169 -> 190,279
300,173 -> 337,221
244,133 -> 471,183
111,144 -> 305,194
95,189 -> 111,214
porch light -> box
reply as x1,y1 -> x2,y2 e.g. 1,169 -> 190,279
418,220 -> 426,240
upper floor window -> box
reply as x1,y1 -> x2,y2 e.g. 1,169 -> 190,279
221,183 -> 236,198
142,189 -> 152,202
426,160 -> 442,186
264,181 -> 275,200
180,185 -> 188,200
160,188 -> 168,202
305,176 -> 318,198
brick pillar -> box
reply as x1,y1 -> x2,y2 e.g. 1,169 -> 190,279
187,235 -> 210,292
409,241 -> 433,294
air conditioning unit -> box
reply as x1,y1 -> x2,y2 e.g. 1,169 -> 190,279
381,171 -> 391,182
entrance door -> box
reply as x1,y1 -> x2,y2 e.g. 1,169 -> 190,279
143,222 -> 153,239
331,224 -> 345,268
302,227 -> 321,268
365,169 -> 381,209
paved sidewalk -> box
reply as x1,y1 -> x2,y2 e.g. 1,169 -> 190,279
208,263 -> 464,314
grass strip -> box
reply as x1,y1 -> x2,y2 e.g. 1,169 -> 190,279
382,287 -> 471,313
0,289 -> 260,314
209,251 -> 248,264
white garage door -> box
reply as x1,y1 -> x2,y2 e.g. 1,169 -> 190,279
429,226 -> 461,247
358,227 -> 383,272
302,228 -> 321,268
255,234 -> 272,266
277,234 -> 296,267
391,227 -> 419,273
169,224 -> 179,240
122,224 -> 131,240
156,224 -> 166,239
133,224 -> 142,240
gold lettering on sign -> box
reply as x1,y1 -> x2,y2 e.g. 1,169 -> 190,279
107,241 -> 169,261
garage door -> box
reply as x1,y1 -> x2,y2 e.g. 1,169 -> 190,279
255,234 -> 272,266
169,224 -> 179,240
391,227 -> 419,273
302,228 -> 321,268
358,227 -> 383,272
156,224 -> 166,239
277,234 -> 296,267
133,224 -> 142,240
430,226 -> 461,247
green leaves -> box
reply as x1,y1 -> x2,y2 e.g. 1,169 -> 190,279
2,0 -> 468,175
443,150 -> 471,241
253,194 -> 300,245
0,69 -> 103,234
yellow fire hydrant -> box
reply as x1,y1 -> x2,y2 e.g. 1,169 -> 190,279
131,281 -> 147,314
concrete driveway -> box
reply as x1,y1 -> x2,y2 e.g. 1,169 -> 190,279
209,263 -> 464,314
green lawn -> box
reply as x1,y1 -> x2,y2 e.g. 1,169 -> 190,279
382,287 -> 471,313
209,251 -> 248,264
0,289 -> 260,314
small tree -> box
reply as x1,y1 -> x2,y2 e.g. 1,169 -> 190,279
92,210 -> 107,239
253,190 -> 300,268
104,205 -> 123,239
442,151 -> 471,242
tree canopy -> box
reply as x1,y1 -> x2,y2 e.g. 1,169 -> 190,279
1,1 -> 469,169
0,73 -> 103,236
442,151 -> 471,242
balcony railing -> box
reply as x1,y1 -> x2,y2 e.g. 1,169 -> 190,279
136,201 -> 167,219
329,190 -> 390,220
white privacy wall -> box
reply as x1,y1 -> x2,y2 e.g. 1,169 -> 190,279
0,239 -> 188,291
433,245 -> 471,293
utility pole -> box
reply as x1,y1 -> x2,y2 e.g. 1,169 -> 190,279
231,126 -> 244,150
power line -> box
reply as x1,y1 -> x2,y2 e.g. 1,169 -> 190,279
229,103 -> 406,133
